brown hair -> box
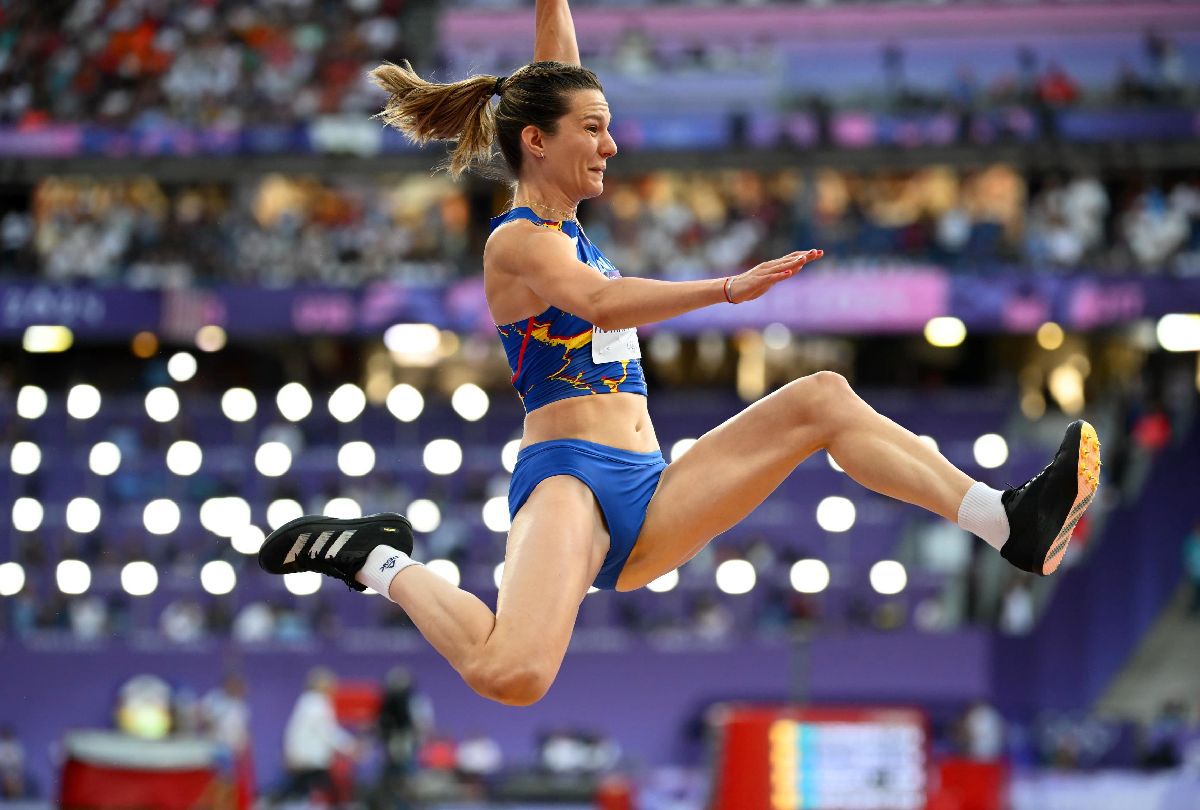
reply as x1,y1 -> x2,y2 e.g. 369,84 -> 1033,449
370,60 -> 604,180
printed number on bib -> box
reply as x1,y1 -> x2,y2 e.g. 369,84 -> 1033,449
592,326 -> 641,364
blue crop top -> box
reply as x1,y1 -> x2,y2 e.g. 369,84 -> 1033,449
490,207 -> 648,413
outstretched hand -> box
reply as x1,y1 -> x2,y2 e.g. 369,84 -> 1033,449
727,249 -> 823,304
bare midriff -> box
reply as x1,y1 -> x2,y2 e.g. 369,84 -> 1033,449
520,391 -> 659,454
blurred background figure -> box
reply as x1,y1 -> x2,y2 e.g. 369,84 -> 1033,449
201,674 -> 254,810
0,727 -> 28,800
1185,522 -> 1200,619
375,666 -> 432,810
278,668 -> 356,808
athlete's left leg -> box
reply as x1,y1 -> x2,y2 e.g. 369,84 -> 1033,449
617,371 -> 1098,590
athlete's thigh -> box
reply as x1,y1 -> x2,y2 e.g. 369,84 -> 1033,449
490,475 -> 609,676
619,382 -> 828,590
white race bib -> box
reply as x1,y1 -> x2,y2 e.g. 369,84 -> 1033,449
591,325 -> 641,364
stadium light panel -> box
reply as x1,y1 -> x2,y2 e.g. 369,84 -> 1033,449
670,438 -> 697,462
67,384 -> 101,420
255,442 -> 293,477
284,571 -> 321,596
386,383 -> 424,422
646,569 -> 679,593
328,383 -> 366,423
66,497 -> 101,533
451,383 -> 489,421
406,499 -> 441,533
121,562 -> 159,597
145,387 -> 180,422
337,441 -> 375,477
0,562 -> 26,597
167,352 -> 197,382
16,386 -> 48,419
816,496 -> 856,533
166,441 -> 203,476
143,499 -> 181,535
10,441 -> 41,475
90,442 -> 122,476
423,439 -> 462,475
482,497 -> 511,533
973,434 -> 1008,469
12,498 -> 43,532
790,559 -> 831,594
870,560 -> 907,595
716,559 -> 756,595
221,388 -> 257,422
324,497 -> 362,519
277,382 -> 313,421
200,561 -> 236,595
57,559 -> 92,595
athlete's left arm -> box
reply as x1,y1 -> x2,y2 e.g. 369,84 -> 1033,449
533,0 -> 581,67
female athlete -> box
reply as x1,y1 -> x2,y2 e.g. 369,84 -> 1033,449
260,0 -> 1101,706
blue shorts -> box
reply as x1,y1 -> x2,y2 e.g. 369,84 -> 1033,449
508,439 -> 667,590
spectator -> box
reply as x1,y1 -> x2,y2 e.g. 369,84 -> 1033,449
279,668 -> 356,807
0,728 -> 26,800
1185,522 -> 1200,619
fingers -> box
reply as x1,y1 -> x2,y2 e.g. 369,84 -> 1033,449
768,248 -> 823,276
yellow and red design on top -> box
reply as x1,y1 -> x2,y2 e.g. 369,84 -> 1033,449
491,207 -> 648,413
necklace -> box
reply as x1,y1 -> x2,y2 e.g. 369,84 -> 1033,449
513,199 -> 578,222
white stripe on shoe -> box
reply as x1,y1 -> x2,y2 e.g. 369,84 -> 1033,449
309,530 -> 334,559
283,533 -> 311,566
325,529 -> 356,559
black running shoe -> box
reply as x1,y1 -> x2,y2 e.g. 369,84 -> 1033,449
1000,420 -> 1101,576
258,512 -> 413,592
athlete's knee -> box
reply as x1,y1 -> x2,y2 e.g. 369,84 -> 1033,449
780,371 -> 860,443
464,657 -> 555,707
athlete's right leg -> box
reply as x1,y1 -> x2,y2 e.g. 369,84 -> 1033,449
260,475 -> 607,707
388,475 -> 607,706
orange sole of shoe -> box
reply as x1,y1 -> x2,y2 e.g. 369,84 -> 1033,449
1042,420 -> 1101,575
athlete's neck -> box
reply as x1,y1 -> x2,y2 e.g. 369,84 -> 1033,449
512,184 -> 579,222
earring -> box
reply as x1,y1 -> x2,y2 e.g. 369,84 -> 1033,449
538,152 -> 545,159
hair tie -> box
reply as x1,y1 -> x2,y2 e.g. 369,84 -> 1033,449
492,76 -> 507,97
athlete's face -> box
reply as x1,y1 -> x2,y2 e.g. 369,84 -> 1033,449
537,89 -> 617,201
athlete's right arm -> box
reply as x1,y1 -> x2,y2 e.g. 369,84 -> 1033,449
489,223 -> 821,331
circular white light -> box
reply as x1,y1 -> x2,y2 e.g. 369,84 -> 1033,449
167,352 -> 197,382
221,388 -> 257,422
482,497 -> 511,533
143,499 -> 181,535
57,559 -> 91,595
384,323 -> 441,355
826,452 -> 844,473
501,440 -> 521,473
919,435 -> 939,453
337,441 -> 376,477
451,383 -> 489,422
815,496 -> 856,533
324,497 -> 362,519
973,434 -> 1009,469
10,441 -> 41,475
198,497 -> 251,538
66,497 -> 101,533
670,438 -> 697,462
255,442 -> 293,477
144,387 -> 180,422
427,558 -> 461,587
763,322 -> 792,350
200,560 -> 236,595
715,559 -> 756,595
230,525 -> 266,555
166,441 -> 203,476
1157,314 -> 1200,352
407,499 -> 441,533
870,560 -> 907,595
0,562 -> 26,597
12,498 -> 43,532
67,384 -> 101,420
16,385 -> 48,419
121,561 -> 159,597
195,325 -> 227,353
493,562 -> 505,589
646,569 -> 679,593
423,439 -> 462,475
386,383 -> 424,422
924,316 -> 967,348
284,571 -> 322,596
328,384 -> 366,423
267,499 -> 304,530
790,559 -> 830,594
277,383 -> 313,422
89,442 -> 121,476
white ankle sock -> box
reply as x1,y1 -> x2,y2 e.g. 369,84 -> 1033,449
354,545 -> 422,599
956,481 -> 1010,551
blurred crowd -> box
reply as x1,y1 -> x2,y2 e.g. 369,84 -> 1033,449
0,0 -> 411,129
0,0 -> 1192,132
3,167 -> 1199,286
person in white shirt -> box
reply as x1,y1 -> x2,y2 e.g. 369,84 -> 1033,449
278,668 -> 356,806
